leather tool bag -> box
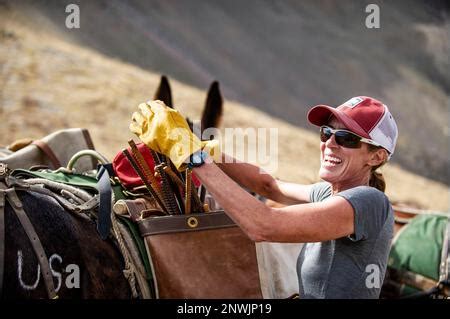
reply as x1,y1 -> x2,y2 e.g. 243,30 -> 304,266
136,211 -> 263,299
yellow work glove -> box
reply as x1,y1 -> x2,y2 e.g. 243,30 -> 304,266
130,100 -> 219,170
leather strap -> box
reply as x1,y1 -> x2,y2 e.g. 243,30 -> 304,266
114,198 -> 162,222
439,216 -> 450,286
81,128 -> 95,151
32,140 -> 61,169
0,182 -> 6,298
96,165 -> 112,240
447,219 -> 450,283
81,128 -> 97,169
138,211 -> 236,236
5,188 -> 57,298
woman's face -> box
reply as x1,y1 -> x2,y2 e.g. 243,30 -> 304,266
319,117 -> 378,187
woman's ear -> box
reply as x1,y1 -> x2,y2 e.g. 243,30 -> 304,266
368,148 -> 387,167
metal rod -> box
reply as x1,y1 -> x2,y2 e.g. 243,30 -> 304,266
128,140 -> 177,214
127,141 -> 162,192
163,165 -> 185,191
163,164 -> 185,214
185,169 -> 192,215
199,184 -> 206,205
121,149 -> 168,214
154,163 -> 180,215
190,178 -> 204,213
149,149 -> 162,166
149,146 -> 185,213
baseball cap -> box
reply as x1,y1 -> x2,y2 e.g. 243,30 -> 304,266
307,96 -> 398,158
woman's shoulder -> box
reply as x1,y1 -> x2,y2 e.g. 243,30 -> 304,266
344,185 -> 390,203
338,186 -> 393,240
338,185 -> 392,217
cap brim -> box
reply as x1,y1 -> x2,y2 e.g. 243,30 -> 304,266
307,105 -> 370,138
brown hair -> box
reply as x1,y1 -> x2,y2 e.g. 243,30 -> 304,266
367,145 -> 388,192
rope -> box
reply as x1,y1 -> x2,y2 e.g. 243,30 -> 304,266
12,184 -> 94,220
110,211 -> 139,298
109,187 -> 152,299
116,221 -> 152,298
24,178 -> 93,202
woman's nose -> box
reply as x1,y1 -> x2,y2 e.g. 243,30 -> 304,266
325,134 -> 339,149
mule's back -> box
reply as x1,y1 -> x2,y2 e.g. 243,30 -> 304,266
2,190 -> 130,299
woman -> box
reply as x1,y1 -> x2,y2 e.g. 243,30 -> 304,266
130,96 -> 398,299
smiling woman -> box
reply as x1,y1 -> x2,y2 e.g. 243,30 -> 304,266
129,96 -> 399,299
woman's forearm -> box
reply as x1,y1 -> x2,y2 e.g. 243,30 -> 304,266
215,153 -> 276,197
194,159 -> 273,241
216,153 -> 312,205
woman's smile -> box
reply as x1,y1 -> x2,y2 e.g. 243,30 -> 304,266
322,153 -> 343,168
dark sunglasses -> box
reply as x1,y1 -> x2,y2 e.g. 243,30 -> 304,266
320,126 -> 381,149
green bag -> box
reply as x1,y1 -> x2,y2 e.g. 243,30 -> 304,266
11,168 -> 127,201
386,214 -> 449,297
12,168 -> 99,192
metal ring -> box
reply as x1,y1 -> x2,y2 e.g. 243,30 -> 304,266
67,150 -> 109,171
187,216 -> 198,228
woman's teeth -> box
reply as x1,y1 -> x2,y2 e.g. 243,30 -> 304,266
323,155 -> 342,167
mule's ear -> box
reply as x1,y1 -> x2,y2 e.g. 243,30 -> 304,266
201,81 -> 223,132
154,75 -> 173,108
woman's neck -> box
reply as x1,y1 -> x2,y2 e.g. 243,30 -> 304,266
331,174 -> 370,195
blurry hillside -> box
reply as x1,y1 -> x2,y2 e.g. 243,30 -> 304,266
0,8 -> 448,211
1,0 -> 448,185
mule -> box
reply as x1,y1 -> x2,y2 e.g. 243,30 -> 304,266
1,75 -> 224,299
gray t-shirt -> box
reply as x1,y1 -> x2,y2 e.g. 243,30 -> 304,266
296,182 -> 394,299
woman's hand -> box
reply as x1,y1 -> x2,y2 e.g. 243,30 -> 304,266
130,100 -> 203,170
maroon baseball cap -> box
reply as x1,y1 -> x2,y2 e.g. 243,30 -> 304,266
307,96 -> 398,157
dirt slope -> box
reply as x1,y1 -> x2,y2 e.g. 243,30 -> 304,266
2,0 -> 448,185
0,18 -> 448,211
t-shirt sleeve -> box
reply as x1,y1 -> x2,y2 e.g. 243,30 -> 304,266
309,182 -> 332,203
336,186 -> 391,241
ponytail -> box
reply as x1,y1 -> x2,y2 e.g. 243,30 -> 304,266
367,144 -> 388,193
369,169 -> 386,192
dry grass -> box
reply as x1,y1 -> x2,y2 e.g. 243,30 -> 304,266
1,19 -> 448,211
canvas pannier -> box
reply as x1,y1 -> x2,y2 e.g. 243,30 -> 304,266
382,214 -> 450,298
0,128 -> 97,172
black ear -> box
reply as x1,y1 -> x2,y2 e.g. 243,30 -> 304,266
201,81 -> 223,134
153,75 -> 173,108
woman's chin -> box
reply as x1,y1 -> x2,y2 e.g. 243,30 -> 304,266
319,166 -> 339,182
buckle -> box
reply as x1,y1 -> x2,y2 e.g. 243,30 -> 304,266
0,163 -> 8,176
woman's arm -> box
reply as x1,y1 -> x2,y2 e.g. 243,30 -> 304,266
194,158 -> 354,243
216,153 -> 312,204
